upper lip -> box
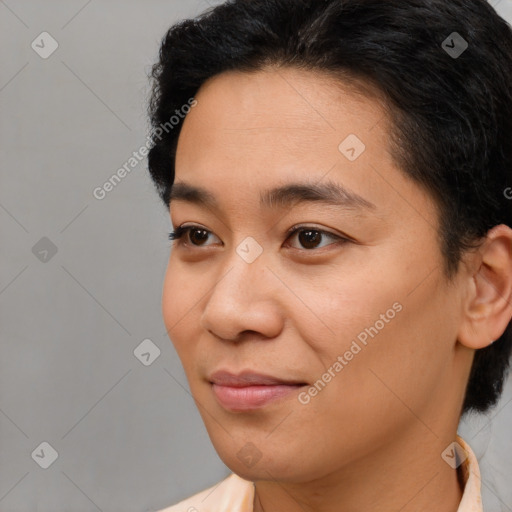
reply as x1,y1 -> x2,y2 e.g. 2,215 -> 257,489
208,370 -> 306,387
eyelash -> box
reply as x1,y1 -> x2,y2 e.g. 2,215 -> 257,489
167,224 -> 350,251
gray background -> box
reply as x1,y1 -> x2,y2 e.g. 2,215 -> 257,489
0,0 -> 511,511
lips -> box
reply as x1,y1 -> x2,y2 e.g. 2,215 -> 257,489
209,369 -> 306,387
208,370 -> 307,411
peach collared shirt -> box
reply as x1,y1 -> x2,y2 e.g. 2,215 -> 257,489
158,434 -> 482,512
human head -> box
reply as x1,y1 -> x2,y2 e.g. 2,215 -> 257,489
148,0 -> 512,419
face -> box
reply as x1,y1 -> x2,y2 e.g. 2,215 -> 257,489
162,67 -> 468,483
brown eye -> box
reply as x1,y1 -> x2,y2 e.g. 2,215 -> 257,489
168,224 -> 349,252
188,228 -> 210,245
286,226 -> 348,250
168,225 -> 220,247
298,229 -> 322,249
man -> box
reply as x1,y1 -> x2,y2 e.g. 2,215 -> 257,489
147,1 -> 512,510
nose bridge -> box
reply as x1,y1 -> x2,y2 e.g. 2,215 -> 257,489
200,238 -> 281,340
214,236 -> 269,303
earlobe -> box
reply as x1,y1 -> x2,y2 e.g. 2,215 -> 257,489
457,224 -> 512,350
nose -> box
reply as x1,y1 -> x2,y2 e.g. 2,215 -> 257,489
199,255 -> 284,343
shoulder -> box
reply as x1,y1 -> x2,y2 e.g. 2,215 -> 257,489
157,473 -> 254,512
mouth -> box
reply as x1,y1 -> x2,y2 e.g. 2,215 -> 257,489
208,370 -> 308,411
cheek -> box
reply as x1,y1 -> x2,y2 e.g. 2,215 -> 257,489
289,262 -> 403,361
291,249 -> 452,402
317,265 -> 455,419
162,257 -> 201,358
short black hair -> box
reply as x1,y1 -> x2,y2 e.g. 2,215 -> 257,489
147,0 -> 512,417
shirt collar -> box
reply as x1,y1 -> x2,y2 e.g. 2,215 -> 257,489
455,434 -> 483,512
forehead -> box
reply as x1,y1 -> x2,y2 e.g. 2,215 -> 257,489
177,69 -> 386,181
178,67 -> 387,147
173,67 -> 438,228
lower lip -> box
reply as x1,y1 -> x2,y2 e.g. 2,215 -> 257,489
211,383 -> 303,411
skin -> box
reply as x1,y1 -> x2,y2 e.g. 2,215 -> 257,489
162,66 -> 512,512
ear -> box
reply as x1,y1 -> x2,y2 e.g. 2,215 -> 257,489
458,224 -> 512,349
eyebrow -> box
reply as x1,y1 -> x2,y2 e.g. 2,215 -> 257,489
169,179 -> 376,212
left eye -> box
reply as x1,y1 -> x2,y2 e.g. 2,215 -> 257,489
168,225 -> 348,250
285,226 -> 347,250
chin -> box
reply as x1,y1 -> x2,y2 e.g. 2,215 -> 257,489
210,436 -> 316,483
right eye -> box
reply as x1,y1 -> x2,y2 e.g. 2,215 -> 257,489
168,225 -> 221,248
